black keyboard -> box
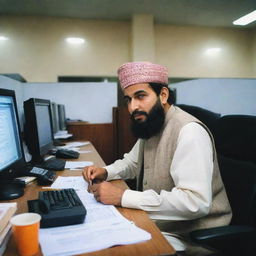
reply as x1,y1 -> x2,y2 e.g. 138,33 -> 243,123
28,188 -> 87,228
36,158 -> 66,171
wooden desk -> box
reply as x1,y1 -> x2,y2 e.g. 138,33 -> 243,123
4,142 -> 175,256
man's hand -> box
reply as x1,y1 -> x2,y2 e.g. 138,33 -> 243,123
82,165 -> 107,184
90,181 -> 125,206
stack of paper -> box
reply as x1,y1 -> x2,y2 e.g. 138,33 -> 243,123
40,177 -> 151,256
0,203 -> 17,256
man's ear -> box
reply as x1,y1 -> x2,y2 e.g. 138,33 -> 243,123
159,87 -> 169,104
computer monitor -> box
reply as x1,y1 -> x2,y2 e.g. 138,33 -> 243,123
24,98 -> 54,163
50,102 -> 59,134
0,88 -> 25,200
58,104 -> 67,131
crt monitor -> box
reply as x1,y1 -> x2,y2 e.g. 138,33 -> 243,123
50,102 -> 59,134
58,104 -> 67,131
0,88 -> 25,200
24,98 -> 54,163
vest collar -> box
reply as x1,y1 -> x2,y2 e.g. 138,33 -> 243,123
164,105 -> 176,127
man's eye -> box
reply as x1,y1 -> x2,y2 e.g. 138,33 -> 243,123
137,94 -> 145,99
124,98 -> 131,104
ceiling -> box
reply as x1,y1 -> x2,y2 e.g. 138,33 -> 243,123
0,0 -> 256,29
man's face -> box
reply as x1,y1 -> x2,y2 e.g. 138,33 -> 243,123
123,83 -> 166,139
124,83 -> 159,122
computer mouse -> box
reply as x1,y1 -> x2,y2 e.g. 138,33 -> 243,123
0,183 -> 24,200
55,149 -> 79,159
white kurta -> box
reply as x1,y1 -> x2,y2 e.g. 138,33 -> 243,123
105,122 -> 213,221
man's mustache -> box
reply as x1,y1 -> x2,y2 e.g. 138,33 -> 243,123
131,110 -> 148,119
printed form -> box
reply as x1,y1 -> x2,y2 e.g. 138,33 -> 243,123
39,176 -> 151,256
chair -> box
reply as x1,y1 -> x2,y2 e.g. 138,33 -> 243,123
190,115 -> 256,256
177,104 -> 221,135
214,115 -> 256,164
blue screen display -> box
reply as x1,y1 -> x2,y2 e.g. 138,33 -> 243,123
0,95 -> 22,171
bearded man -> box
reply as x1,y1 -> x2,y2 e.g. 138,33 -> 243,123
83,62 -> 232,255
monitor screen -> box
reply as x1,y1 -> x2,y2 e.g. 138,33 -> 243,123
0,95 -> 22,171
58,104 -> 67,131
0,88 -> 25,199
36,104 -> 52,148
50,102 -> 59,134
24,98 -> 54,163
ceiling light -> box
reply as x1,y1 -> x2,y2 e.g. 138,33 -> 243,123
205,48 -> 221,55
0,36 -> 9,41
65,37 -> 85,44
233,10 -> 256,26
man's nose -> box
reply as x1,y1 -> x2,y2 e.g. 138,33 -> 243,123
129,98 -> 139,112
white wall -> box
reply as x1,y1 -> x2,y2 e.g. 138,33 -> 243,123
173,78 -> 256,116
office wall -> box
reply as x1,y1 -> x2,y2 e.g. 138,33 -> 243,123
173,78 -> 256,116
0,15 -> 130,82
0,15 -> 255,82
155,25 -> 254,78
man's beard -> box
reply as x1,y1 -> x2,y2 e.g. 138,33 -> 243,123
130,99 -> 165,139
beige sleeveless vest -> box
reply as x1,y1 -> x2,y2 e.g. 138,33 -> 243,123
137,106 -> 232,234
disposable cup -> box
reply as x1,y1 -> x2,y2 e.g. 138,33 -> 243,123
10,213 -> 41,256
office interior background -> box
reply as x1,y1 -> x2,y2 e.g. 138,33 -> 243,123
0,0 -> 256,163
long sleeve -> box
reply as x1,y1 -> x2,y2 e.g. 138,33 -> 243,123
105,140 -> 141,181
121,122 -> 214,221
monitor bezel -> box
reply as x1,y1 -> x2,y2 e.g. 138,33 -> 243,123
24,98 -> 54,163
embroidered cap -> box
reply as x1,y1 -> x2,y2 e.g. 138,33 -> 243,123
118,61 -> 168,90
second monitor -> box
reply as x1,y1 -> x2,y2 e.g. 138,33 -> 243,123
23,98 -> 67,170
58,104 -> 67,131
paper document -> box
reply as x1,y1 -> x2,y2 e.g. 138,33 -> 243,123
39,177 -> 151,256
49,176 -> 88,191
78,150 -> 92,154
65,161 -> 93,169
54,134 -> 73,139
59,141 -> 90,150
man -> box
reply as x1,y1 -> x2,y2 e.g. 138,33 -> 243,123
83,61 -> 232,254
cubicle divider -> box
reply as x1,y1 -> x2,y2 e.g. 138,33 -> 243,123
67,121 -> 115,165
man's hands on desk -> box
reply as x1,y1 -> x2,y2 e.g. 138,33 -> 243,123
83,165 -> 125,206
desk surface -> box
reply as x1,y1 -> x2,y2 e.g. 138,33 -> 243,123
4,142 -> 175,256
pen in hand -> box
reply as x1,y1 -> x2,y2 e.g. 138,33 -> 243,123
88,179 -> 93,193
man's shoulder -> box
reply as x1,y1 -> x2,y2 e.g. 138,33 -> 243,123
165,106 -> 201,128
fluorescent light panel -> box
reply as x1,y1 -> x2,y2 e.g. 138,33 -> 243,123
233,10 -> 256,26
0,36 -> 9,41
65,37 -> 85,44
205,48 -> 221,55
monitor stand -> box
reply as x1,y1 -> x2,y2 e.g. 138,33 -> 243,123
0,183 -> 24,200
